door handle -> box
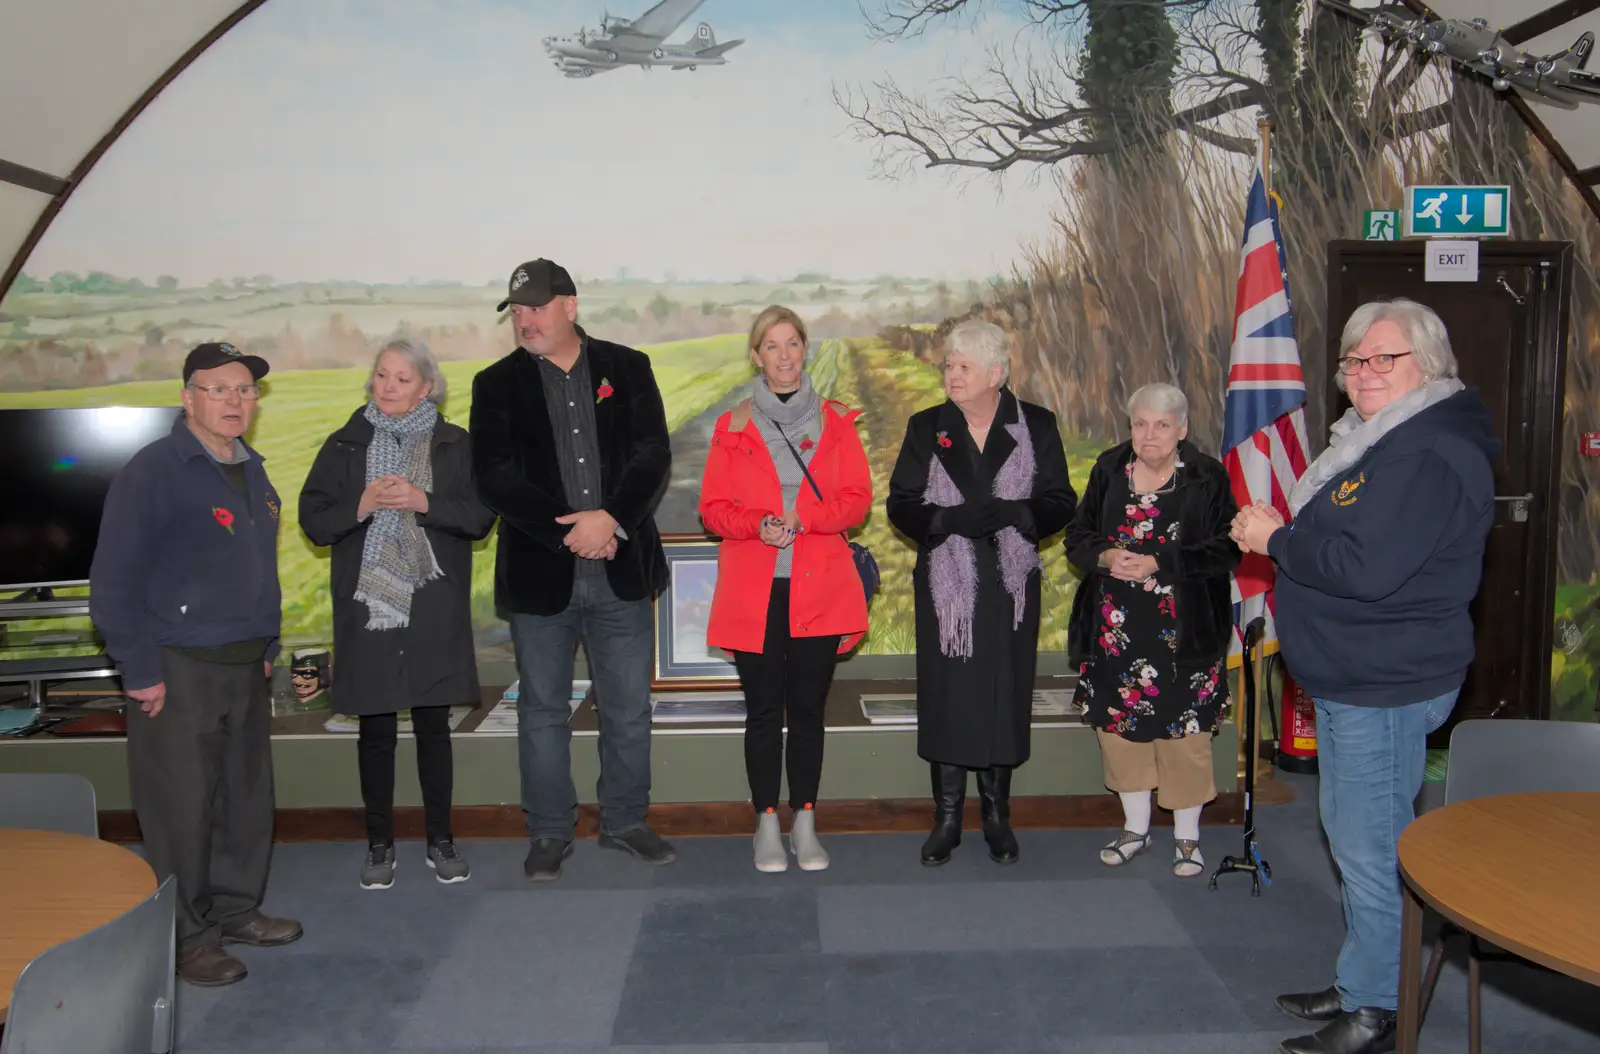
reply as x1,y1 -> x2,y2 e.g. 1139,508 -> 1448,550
1495,274 -> 1526,305
1494,493 -> 1533,522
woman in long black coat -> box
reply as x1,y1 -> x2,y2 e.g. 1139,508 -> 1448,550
886,320 -> 1077,867
299,337 -> 495,890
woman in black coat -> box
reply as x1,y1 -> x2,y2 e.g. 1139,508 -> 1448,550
1065,383 -> 1238,879
299,337 -> 495,890
887,320 -> 1077,868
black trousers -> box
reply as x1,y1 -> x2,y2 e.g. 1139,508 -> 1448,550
357,706 -> 454,846
731,579 -> 841,812
127,649 -> 275,951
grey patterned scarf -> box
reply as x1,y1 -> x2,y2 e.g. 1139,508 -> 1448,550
750,374 -> 821,579
923,400 -> 1041,658
355,399 -> 441,630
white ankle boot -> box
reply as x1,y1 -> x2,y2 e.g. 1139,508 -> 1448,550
789,805 -> 830,871
753,809 -> 788,873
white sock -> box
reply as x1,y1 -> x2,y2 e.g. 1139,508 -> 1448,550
1174,805 -> 1202,843
1119,791 -> 1152,836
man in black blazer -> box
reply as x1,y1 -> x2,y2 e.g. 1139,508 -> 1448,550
470,259 -> 673,881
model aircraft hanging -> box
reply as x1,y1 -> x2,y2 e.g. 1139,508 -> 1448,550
542,0 -> 744,79
1318,0 -> 1599,108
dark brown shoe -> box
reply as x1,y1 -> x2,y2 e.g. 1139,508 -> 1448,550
220,913 -> 303,947
177,943 -> 248,987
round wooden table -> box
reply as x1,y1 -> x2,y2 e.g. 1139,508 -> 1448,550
1396,791 -> 1600,1054
0,828 -> 156,1023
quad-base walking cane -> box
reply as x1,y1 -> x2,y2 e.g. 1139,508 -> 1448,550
1210,615 -> 1273,896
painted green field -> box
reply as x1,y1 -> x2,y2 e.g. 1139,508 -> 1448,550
0,333 -> 749,650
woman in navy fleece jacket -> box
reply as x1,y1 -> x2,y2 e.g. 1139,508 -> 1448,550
1233,299 -> 1496,1054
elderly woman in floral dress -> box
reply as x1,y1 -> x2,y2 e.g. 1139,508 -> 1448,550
1066,383 -> 1239,877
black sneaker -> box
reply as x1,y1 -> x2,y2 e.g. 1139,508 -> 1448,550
598,825 -> 677,865
359,844 -> 396,890
524,838 -> 575,882
427,839 -> 470,884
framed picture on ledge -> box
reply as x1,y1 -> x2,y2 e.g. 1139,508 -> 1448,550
653,539 -> 738,689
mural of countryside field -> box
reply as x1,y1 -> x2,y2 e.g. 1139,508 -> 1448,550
0,274 -> 1096,658
2,0 -> 1598,721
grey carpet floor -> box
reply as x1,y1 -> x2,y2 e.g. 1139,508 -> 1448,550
172,774 -> 1600,1053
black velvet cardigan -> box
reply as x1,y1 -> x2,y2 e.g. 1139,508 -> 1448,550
1064,439 -> 1240,666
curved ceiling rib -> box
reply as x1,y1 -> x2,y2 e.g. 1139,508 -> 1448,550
0,0 -> 1596,301
0,0 -> 270,299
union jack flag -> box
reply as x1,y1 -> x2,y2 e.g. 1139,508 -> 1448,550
1222,158 -> 1309,665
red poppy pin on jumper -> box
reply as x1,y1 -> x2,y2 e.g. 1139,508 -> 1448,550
936,431 -> 952,448
799,437 -> 814,452
596,377 -> 614,404
212,506 -> 235,535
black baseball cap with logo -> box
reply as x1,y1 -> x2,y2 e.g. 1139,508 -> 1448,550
497,258 -> 578,312
182,341 -> 270,384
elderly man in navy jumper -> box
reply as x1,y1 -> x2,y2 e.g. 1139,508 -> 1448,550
1233,300 -> 1496,1054
90,342 -> 301,988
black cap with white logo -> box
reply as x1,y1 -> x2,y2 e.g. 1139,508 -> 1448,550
182,341 -> 270,384
497,258 -> 577,312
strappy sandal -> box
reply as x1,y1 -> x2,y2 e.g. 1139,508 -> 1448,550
1099,829 -> 1152,867
1173,838 -> 1205,878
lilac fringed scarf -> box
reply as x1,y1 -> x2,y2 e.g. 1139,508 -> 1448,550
923,410 -> 1042,658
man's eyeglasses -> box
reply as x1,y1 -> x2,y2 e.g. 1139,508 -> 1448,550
1336,351 -> 1412,376
188,382 -> 261,401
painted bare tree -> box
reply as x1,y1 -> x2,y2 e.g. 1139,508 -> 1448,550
835,0 -> 1457,447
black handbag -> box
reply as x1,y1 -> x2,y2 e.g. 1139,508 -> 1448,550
766,416 -> 880,604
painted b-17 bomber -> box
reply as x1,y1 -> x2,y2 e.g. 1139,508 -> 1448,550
543,0 -> 744,79
1318,0 -> 1599,108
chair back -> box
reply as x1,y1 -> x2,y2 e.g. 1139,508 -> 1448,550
0,772 -> 98,837
1445,719 -> 1600,805
0,874 -> 176,1054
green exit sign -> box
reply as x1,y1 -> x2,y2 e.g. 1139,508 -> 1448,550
1363,210 -> 1399,241
1405,185 -> 1512,238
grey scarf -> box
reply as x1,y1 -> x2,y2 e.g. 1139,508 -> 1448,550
355,400 -> 442,630
750,375 -> 822,578
1288,378 -> 1465,515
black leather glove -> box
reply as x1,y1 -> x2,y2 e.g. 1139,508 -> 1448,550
993,499 -> 1036,539
942,500 -> 1009,538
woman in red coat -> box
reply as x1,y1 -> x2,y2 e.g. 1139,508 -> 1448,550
700,305 -> 872,874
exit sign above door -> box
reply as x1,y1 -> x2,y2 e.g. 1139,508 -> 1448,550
1404,185 -> 1512,238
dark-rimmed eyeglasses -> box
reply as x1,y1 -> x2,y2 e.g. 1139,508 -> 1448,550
188,383 -> 261,401
1336,352 -> 1412,376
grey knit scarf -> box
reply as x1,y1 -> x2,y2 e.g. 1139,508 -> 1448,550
750,374 -> 822,579
355,399 -> 442,630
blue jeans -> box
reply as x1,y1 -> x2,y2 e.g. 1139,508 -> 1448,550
510,574 -> 654,841
1314,690 -> 1457,1012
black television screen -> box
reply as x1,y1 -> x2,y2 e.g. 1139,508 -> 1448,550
0,406 -> 181,589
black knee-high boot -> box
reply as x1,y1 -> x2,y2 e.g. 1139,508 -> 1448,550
920,762 -> 967,866
976,765 -> 1019,864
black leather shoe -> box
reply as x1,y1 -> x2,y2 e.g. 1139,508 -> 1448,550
920,762 -> 966,866
524,838 -> 575,882
1279,1007 -> 1397,1054
1276,986 -> 1343,1022
599,825 -> 678,865
976,765 -> 1019,864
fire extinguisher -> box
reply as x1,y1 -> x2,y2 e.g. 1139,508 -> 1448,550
1278,668 -> 1319,774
